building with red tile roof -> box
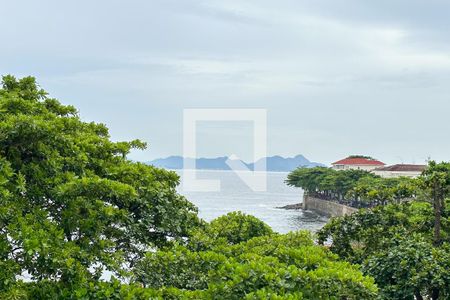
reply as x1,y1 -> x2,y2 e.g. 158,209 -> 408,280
373,164 -> 427,178
331,156 -> 385,171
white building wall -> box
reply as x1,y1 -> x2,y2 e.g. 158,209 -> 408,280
372,170 -> 422,178
332,164 -> 382,172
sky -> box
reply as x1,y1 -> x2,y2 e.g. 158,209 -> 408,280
1,0 -> 450,165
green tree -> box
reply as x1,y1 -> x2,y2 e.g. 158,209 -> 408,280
318,200 -> 450,299
420,161 -> 450,246
286,167 -> 334,195
364,235 -> 450,300
287,166 -> 417,208
1,75 -> 380,299
0,75 -> 200,294
134,213 -> 378,299
200,211 -> 273,245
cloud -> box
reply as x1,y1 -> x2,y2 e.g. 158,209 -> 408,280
1,0 -> 450,163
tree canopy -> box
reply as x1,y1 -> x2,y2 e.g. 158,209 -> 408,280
347,155 -> 376,160
291,162 -> 450,299
318,200 -> 450,300
133,212 -> 378,299
0,75 -> 200,296
0,76 -> 379,299
287,167 -> 418,207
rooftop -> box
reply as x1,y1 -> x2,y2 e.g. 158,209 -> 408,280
374,164 -> 427,172
332,157 -> 385,166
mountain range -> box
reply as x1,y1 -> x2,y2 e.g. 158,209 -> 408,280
147,155 -> 324,172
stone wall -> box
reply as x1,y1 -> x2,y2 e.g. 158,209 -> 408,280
303,194 -> 358,217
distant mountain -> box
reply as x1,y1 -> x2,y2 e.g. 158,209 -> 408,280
147,155 -> 324,172
251,155 -> 324,172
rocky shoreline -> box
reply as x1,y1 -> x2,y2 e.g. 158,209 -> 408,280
277,203 -> 303,210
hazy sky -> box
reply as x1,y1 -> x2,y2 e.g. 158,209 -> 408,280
2,0 -> 450,165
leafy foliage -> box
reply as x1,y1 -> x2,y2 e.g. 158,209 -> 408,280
420,161 -> 450,246
0,76 -> 380,299
134,213 -> 378,299
188,211 -> 274,250
287,166 -> 418,207
317,202 -> 438,262
347,155 -> 375,160
0,75 -> 200,295
318,200 -> 450,299
364,235 -> 450,300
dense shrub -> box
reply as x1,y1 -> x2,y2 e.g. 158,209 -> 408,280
134,215 -> 378,299
319,201 -> 450,299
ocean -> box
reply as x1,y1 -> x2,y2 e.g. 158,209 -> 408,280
177,170 -> 328,233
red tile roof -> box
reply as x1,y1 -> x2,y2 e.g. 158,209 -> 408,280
374,164 -> 426,172
332,157 -> 385,166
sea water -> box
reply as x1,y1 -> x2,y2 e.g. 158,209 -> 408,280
177,170 -> 328,233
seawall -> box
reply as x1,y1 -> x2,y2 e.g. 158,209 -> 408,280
303,194 -> 358,217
